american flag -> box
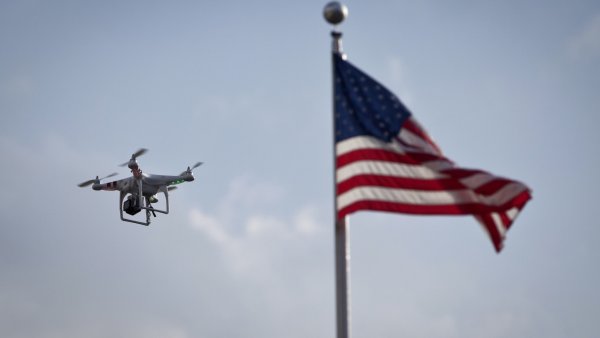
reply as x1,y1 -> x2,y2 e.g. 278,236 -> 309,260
334,53 -> 532,252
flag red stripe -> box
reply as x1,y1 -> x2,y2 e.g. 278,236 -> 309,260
476,214 -> 504,252
337,148 -> 445,168
473,178 -> 517,196
337,174 -> 466,195
440,168 -> 488,179
500,212 -> 511,229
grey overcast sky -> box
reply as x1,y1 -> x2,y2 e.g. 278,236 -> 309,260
1,1 -> 599,337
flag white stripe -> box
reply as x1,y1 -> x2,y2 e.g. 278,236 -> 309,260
337,183 -> 528,211
337,160 -> 448,183
459,173 -> 498,188
398,128 -> 440,155
491,212 -> 507,236
336,135 -> 406,156
506,207 -> 519,221
338,161 -> 515,194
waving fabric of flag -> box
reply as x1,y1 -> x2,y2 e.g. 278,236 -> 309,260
334,53 -> 532,252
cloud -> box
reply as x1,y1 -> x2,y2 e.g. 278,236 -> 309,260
188,208 -> 229,244
188,176 -> 325,278
293,205 -> 321,235
187,176 -> 335,338
568,13 -> 600,60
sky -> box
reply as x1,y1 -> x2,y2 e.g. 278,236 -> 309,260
1,0 -> 599,337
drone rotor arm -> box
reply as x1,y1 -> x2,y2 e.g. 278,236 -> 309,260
77,172 -> 118,188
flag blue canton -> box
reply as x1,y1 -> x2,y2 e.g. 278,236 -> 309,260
334,53 -> 412,143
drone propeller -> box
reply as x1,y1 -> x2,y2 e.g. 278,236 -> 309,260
168,186 -> 178,191
77,172 -> 118,188
181,162 -> 203,175
119,148 -> 148,167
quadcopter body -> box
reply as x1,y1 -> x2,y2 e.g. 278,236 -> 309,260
78,149 -> 202,225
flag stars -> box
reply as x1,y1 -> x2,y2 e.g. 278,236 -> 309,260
334,55 -> 412,142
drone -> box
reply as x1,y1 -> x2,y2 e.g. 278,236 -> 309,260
78,148 -> 202,226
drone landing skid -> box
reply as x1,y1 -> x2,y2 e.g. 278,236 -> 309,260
141,186 -> 170,215
118,188 -> 170,226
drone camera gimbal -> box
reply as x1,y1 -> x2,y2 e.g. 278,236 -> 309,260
119,179 -> 170,226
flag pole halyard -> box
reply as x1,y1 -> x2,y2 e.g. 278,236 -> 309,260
324,2 -> 350,338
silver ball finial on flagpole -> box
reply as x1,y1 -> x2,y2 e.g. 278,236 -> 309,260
324,2 -> 348,56
323,1 -> 348,25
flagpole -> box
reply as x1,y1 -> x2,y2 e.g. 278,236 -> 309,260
324,3 -> 350,338
332,30 -> 351,338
